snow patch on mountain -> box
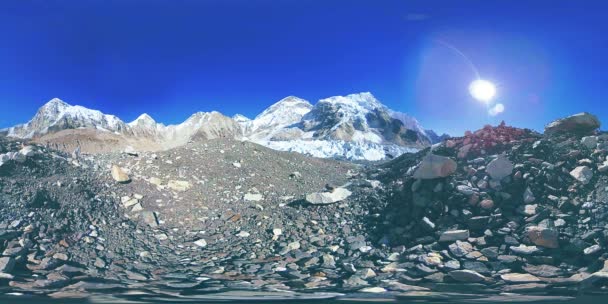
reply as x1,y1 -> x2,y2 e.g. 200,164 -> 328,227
260,139 -> 418,161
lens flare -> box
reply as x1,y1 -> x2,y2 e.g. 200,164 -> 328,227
469,79 -> 496,103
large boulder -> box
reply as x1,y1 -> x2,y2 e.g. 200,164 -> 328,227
412,153 -> 457,179
486,154 -> 514,180
544,112 -> 600,135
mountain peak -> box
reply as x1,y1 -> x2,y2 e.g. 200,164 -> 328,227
232,114 -> 251,122
41,98 -> 70,111
320,92 -> 383,110
129,113 -> 156,126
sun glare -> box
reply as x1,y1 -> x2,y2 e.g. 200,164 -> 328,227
469,79 -> 496,103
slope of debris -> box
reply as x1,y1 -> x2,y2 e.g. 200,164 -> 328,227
368,116 -> 608,294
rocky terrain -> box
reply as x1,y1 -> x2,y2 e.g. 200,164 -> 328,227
2,112 -> 608,303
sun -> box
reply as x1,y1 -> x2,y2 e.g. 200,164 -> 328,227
469,79 -> 496,103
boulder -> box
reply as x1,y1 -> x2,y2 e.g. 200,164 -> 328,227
544,112 -> 600,135
448,270 -> 486,283
581,136 -> 598,149
570,166 -> 593,184
111,165 -> 130,183
412,153 -> 457,179
501,273 -> 541,283
306,187 -> 352,205
486,155 -> 514,180
526,226 -> 559,249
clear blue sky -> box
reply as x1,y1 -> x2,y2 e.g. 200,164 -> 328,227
1,0 -> 607,135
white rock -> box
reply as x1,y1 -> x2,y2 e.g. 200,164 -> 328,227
570,166 -> 593,184
236,231 -> 250,238
244,193 -> 263,202
359,287 -> 387,293
194,239 -> 208,248
305,187 -> 352,205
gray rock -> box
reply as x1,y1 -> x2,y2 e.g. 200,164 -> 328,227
526,226 -> 559,248
412,153 -> 457,179
449,240 -> 473,257
581,136 -> 598,149
141,211 -> 159,227
448,270 -> 486,283
439,230 -> 470,242
545,112 -> 600,135
501,273 -> 541,283
486,155 -> 514,180
0,257 -> 15,273
523,187 -> 535,204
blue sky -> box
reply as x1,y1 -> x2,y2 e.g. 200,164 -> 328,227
1,0 -> 607,135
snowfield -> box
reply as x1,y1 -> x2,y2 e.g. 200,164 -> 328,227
259,139 -> 419,161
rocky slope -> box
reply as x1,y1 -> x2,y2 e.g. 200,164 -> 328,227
364,113 -> 608,295
2,94 -> 437,160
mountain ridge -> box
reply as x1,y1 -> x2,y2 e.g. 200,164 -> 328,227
1,93 -> 443,160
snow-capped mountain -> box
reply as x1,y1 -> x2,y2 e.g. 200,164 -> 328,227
3,94 -> 442,160
240,96 -> 313,141
299,92 -> 430,146
4,98 -> 129,138
232,92 -> 437,160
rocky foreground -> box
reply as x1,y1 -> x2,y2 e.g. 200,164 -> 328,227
1,113 -> 608,302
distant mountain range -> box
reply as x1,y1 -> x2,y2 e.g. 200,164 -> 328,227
0,93 -> 448,160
